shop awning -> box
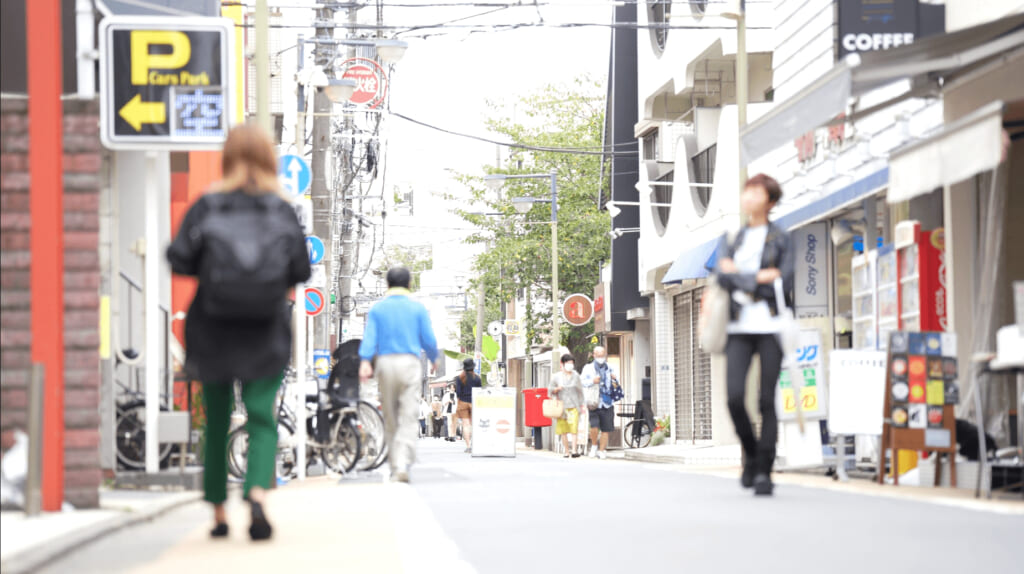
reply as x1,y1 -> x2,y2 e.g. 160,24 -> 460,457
887,101 -> 1006,203
740,14 -> 1024,165
662,237 -> 719,284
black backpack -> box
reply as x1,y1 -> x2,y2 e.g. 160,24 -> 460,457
197,192 -> 298,320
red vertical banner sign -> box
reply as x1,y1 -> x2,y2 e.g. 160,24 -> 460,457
27,0 -> 65,511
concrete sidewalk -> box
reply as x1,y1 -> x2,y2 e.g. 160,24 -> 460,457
0,489 -> 201,574
623,443 -> 743,466
119,476 -> 476,574
620,444 -> 1024,515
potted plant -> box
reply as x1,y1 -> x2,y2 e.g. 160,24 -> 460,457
650,415 -> 671,446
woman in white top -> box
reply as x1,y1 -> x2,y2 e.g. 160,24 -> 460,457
714,173 -> 794,497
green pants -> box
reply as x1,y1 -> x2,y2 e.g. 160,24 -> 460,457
202,375 -> 282,504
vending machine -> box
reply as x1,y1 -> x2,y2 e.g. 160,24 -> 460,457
851,250 -> 878,350
894,221 -> 948,332
876,243 -> 900,350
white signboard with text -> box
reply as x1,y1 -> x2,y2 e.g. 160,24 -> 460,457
471,387 -> 517,458
827,349 -> 887,436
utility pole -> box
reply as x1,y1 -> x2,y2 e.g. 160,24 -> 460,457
254,0 -> 271,134
310,4 -> 335,351
337,5 -> 359,343
475,282 -> 486,362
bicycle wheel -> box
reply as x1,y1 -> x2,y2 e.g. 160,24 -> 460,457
115,400 -> 174,470
624,420 -> 653,449
356,400 -> 387,471
227,419 -> 296,480
227,426 -> 250,479
323,415 -> 362,474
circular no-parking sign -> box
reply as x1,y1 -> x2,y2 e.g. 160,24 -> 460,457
305,287 -> 326,317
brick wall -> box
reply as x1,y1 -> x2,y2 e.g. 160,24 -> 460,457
0,97 -> 102,509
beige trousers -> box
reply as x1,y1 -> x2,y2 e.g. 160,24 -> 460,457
375,354 -> 422,472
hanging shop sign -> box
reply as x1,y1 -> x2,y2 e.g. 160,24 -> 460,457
837,0 -> 947,59
99,17 -> 235,149
337,57 -> 388,109
562,294 -> 594,327
793,223 -> 830,319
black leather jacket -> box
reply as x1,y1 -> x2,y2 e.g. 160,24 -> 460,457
712,222 -> 795,321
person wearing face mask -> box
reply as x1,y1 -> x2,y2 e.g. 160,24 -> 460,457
581,346 -> 619,459
549,354 -> 584,458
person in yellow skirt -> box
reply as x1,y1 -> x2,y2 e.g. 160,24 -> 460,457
550,354 -> 584,458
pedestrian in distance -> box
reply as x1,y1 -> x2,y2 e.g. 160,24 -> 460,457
166,123 -> 311,542
442,382 -> 458,442
713,173 -> 794,496
581,346 -> 620,459
418,397 -> 431,438
550,354 -> 584,458
454,358 -> 483,453
431,396 -> 444,438
359,267 -> 440,483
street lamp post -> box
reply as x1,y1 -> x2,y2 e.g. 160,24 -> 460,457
485,170 -> 560,370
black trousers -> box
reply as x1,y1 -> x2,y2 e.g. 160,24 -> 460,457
725,333 -> 784,474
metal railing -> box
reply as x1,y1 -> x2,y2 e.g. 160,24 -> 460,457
116,271 -> 170,402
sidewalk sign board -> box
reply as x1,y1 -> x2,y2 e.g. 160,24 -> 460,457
827,350 -> 887,436
776,329 -> 827,422
879,331 -> 960,486
99,17 -> 235,150
471,387 -> 517,458
313,349 -> 331,381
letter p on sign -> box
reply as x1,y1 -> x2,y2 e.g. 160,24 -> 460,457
131,31 -> 191,85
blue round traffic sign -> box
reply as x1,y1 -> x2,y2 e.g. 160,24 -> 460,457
278,154 -> 311,198
306,236 -> 325,265
305,288 -> 326,316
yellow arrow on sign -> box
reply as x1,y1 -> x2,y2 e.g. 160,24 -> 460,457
119,94 -> 165,132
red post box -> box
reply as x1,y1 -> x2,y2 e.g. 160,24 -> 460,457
522,387 -> 552,428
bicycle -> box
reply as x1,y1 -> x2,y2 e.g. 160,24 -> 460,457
619,400 -> 656,449
114,353 -> 175,470
227,368 -> 363,477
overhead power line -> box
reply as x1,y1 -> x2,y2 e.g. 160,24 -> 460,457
390,112 -> 638,156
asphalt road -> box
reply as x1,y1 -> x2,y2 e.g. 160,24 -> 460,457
40,439 -> 1024,574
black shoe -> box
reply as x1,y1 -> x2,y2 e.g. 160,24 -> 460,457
753,473 -> 774,496
210,523 -> 229,538
741,460 -> 757,488
248,501 -> 273,541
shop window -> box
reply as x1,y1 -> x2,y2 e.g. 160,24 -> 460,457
648,0 -> 672,54
691,144 -> 716,217
652,172 -> 673,236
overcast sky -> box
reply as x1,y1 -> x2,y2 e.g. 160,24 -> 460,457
384,2 -> 613,191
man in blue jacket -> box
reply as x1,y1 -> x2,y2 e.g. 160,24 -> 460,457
359,267 -> 439,483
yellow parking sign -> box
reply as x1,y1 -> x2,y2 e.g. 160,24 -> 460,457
99,17 -> 235,150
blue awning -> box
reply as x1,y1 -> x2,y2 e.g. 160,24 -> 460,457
662,237 -> 720,284
660,167 -> 888,286
773,168 -> 888,231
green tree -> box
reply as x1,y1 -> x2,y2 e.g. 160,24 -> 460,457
455,77 -> 609,366
375,245 -> 432,291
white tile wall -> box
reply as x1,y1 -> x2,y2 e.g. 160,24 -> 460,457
654,292 -> 675,423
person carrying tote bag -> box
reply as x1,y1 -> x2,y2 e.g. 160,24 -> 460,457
713,174 -> 795,498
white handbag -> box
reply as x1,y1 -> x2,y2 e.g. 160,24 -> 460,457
773,277 -> 799,356
774,277 -> 805,432
699,277 -> 731,354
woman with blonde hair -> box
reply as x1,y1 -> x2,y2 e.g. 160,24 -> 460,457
167,123 -> 311,540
